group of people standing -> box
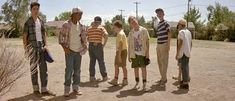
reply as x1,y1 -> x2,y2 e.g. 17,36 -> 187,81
23,2 -> 192,97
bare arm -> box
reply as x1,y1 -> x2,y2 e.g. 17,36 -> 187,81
176,39 -> 183,58
103,34 -> 108,47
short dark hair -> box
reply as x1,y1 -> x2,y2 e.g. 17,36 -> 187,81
155,8 -> 164,13
113,20 -> 123,28
30,2 -> 40,10
94,16 -> 102,22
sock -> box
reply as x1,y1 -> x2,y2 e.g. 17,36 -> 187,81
143,79 -> 147,83
135,77 -> 139,82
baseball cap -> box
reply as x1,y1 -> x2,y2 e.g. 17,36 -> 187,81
94,16 -> 102,23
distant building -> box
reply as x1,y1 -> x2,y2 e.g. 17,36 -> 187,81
45,21 -> 65,36
168,21 -> 195,38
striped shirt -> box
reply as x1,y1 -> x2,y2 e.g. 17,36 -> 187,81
156,20 -> 170,44
87,26 -> 108,43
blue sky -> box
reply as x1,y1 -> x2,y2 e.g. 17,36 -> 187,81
0,0 -> 235,25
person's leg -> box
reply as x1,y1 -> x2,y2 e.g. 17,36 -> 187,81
141,67 -> 147,82
133,67 -> 140,89
30,50 -> 39,92
38,50 -> 48,93
141,67 -> 147,91
89,44 -> 96,78
181,55 -> 190,83
64,52 -> 74,95
161,44 -> 169,82
122,50 -> 128,79
114,52 -> 120,79
95,44 -> 107,78
157,45 -> 163,81
114,65 -> 119,79
72,53 -> 82,92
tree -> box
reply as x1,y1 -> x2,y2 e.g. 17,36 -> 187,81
184,6 -> 204,31
138,16 -> 146,27
206,3 -> 235,41
39,12 -> 47,22
111,15 -> 125,23
57,11 -> 71,21
1,0 -> 30,37
104,21 -> 113,36
54,16 -> 59,21
111,15 -> 131,36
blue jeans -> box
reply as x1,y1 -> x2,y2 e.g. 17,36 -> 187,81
179,55 -> 190,83
30,43 -> 48,92
88,43 -> 107,78
64,51 -> 82,92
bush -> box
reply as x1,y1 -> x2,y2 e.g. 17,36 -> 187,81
0,36 -> 27,96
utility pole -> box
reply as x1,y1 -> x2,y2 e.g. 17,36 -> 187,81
118,9 -> 125,20
134,2 -> 141,19
187,0 -> 191,28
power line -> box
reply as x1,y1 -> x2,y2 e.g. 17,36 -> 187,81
134,1 -> 141,19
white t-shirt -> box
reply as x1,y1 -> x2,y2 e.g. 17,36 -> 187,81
177,28 -> 192,58
69,23 -> 82,52
35,18 -> 42,41
133,30 -> 143,56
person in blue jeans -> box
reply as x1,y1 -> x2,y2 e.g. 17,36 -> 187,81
59,7 -> 87,97
175,19 -> 192,89
23,2 -> 55,96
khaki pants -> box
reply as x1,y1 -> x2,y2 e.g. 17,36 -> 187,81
157,43 -> 169,81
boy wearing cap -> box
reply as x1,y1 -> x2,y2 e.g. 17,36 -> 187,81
176,19 -> 192,89
87,16 -> 109,82
155,8 -> 171,86
59,7 -> 87,97
23,2 -> 55,96
128,16 -> 150,91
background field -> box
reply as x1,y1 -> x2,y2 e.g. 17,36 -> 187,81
1,37 -> 235,101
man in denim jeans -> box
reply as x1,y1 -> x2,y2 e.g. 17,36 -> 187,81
59,7 -> 87,97
23,2 -> 55,96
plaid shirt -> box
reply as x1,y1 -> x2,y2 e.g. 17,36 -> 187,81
23,16 -> 46,48
59,20 -> 87,54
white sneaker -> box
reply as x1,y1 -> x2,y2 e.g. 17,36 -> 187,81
133,82 -> 140,90
108,79 -> 119,86
73,90 -> 82,95
142,83 -> 149,92
64,92 -> 69,97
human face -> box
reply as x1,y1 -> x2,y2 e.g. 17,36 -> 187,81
72,12 -> 83,22
31,6 -> 39,17
113,26 -> 120,34
156,11 -> 164,21
177,23 -> 185,30
129,18 -> 139,30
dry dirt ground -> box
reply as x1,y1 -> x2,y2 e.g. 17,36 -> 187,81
1,37 -> 235,101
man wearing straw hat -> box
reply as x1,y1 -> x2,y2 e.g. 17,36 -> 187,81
59,7 -> 87,97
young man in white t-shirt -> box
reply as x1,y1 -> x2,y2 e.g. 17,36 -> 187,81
175,19 -> 192,89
